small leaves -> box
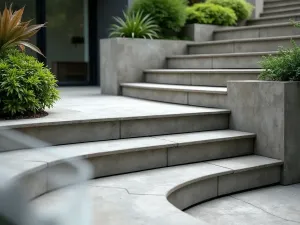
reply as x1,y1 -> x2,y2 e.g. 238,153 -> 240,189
0,5 -> 45,55
109,10 -> 160,39
0,49 -> 59,117
259,40 -> 300,81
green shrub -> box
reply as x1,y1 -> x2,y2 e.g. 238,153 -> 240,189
130,0 -> 188,34
206,0 -> 254,21
259,41 -> 300,81
0,49 -> 60,117
109,10 -> 160,39
186,3 -> 237,26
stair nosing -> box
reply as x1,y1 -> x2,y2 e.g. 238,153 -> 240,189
167,51 -> 277,59
264,2 -> 300,9
249,12 -> 300,22
214,21 -> 297,32
261,7 -> 300,15
144,69 -> 263,74
121,83 -> 228,95
187,35 -> 300,46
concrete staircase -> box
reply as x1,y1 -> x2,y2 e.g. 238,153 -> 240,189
1,1 -> 297,224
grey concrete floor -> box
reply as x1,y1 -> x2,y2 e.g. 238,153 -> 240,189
186,184 -> 300,225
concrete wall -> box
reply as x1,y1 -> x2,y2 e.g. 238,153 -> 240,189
100,38 -> 192,95
247,0 -> 264,18
227,81 -> 300,185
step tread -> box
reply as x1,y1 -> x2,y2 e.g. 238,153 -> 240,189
262,6 -> 300,15
167,51 -> 277,59
121,83 -> 228,94
215,21 -> 296,32
264,2 -> 300,9
0,96 -> 230,129
83,155 -> 283,195
249,12 -> 300,21
145,69 -> 263,74
0,130 -> 256,164
188,35 -> 300,46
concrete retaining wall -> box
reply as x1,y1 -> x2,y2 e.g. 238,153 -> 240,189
100,38 -> 192,95
183,24 -> 220,42
227,81 -> 300,185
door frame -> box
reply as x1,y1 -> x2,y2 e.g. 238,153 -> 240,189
35,0 -> 98,86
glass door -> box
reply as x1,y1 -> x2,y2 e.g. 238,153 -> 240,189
46,0 -> 89,85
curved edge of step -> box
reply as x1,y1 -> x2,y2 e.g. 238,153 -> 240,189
31,155 -> 283,225
0,130 -> 256,200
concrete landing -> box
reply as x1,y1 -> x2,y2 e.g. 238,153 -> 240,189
186,184 -> 300,225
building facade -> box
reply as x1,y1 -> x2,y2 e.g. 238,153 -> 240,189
0,0 -> 131,86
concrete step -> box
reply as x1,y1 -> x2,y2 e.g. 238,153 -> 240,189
261,7 -> 300,17
121,83 -> 228,108
0,96 -> 230,150
214,22 -> 300,40
31,155 -> 283,225
247,13 -> 300,26
167,52 -> 276,69
264,0 -> 300,8
145,69 -> 260,87
264,2 -> 300,13
188,35 -> 300,54
1,130 -> 255,178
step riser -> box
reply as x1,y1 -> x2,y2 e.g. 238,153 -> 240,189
88,138 -> 254,178
189,38 -> 299,54
264,4 -> 300,13
167,55 -> 264,69
145,73 -> 258,87
214,25 -> 300,40
10,115 -> 229,150
248,15 -> 300,26
169,166 -> 281,210
261,9 -> 300,17
122,86 -> 228,108
265,1 -> 300,8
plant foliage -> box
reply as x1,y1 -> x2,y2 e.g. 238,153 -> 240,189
186,3 -> 237,26
109,10 -> 160,39
259,40 -> 300,81
206,0 -> 254,21
130,0 -> 188,34
0,49 -> 59,117
0,5 -> 45,55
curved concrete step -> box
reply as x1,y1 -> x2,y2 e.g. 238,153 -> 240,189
247,13 -> 300,26
0,130 -> 255,187
264,2 -> 300,13
167,52 -> 276,69
214,22 -> 300,40
145,69 -> 260,87
0,96 -> 230,150
31,155 -> 283,225
188,35 -> 300,54
261,7 -> 300,17
121,83 -> 228,108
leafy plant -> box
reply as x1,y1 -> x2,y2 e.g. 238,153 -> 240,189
109,10 -> 160,39
0,49 -> 60,117
259,40 -> 300,81
0,5 -> 45,55
206,0 -> 254,21
186,3 -> 237,26
130,0 -> 188,34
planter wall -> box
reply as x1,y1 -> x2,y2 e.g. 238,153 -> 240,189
247,0 -> 264,19
183,24 -> 220,42
100,38 -> 192,95
227,81 -> 300,185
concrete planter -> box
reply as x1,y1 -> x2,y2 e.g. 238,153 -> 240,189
100,38 -> 192,95
227,81 -> 300,185
183,24 -> 221,42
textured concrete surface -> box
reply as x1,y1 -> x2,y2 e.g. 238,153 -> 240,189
183,24 -> 220,42
186,184 -> 300,225
227,81 -> 300,184
100,38 -> 192,95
